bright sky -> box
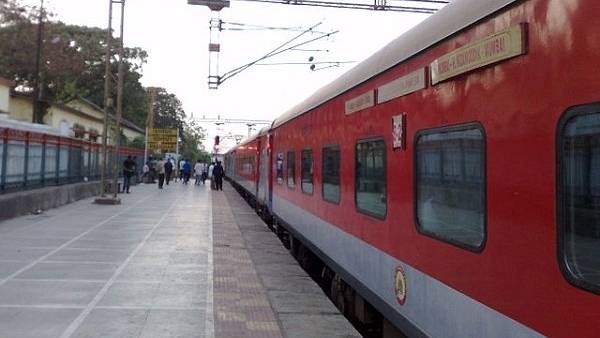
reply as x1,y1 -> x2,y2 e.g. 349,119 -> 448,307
19,0 -> 431,150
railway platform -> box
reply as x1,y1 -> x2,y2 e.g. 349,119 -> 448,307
0,180 -> 362,338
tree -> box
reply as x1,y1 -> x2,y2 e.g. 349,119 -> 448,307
147,87 -> 208,159
149,87 -> 186,130
0,1 -> 203,157
180,119 -> 209,161
0,0 -> 43,94
0,0 -> 27,24
148,88 -> 206,158
0,4 -> 149,125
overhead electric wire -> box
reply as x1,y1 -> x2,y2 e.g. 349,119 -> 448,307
231,0 -> 449,13
218,22 -> 338,85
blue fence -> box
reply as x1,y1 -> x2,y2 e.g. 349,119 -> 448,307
0,126 -> 144,194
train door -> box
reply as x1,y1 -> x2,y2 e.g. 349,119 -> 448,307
267,133 -> 274,211
257,137 -> 269,206
255,139 -> 262,198
257,134 -> 273,213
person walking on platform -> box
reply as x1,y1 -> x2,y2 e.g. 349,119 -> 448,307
164,157 -> 174,185
142,162 -> 150,183
194,159 -> 205,185
213,161 -> 224,191
208,162 -> 215,190
178,158 -> 185,182
157,157 -> 166,189
183,159 -> 192,185
201,161 -> 209,185
122,155 -> 135,193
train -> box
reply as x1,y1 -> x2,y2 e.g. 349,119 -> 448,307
223,0 -> 600,336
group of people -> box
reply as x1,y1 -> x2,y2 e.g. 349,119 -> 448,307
124,155 -> 224,192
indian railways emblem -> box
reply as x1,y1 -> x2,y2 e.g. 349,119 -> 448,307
394,266 -> 407,305
392,114 -> 407,150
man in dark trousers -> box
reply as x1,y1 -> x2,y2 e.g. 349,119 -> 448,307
164,157 -> 174,185
122,155 -> 135,193
212,161 -> 224,191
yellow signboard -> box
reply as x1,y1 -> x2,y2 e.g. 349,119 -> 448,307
148,135 -> 176,143
148,142 -> 177,151
149,128 -> 177,136
430,24 -> 526,85
148,128 -> 177,151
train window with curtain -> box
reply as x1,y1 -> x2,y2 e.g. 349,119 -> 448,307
322,144 -> 341,203
558,105 -> 600,294
301,148 -> 314,194
355,138 -> 386,219
415,124 -> 486,251
287,150 -> 296,188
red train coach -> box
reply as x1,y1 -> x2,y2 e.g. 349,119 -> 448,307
226,0 -> 600,336
226,126 -> 273,218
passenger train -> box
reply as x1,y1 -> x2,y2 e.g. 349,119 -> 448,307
224,0 -> 600,336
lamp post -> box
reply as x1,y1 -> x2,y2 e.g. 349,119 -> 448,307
99,0 -> 125,201
32,0 -> 44,124
100,0 -> 114,197
111,0 -> 126,198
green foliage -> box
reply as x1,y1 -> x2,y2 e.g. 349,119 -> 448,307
149,88 -> 186,129
179,124 -> 209,162
147,87 -> 208,159
130,136 -> 146,150
0,1 -> 40,91
0,1 -> 205,155
0,2 -> 148,126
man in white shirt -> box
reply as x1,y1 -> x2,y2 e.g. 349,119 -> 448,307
178,158 -> 185,182
194,160 -> 206,185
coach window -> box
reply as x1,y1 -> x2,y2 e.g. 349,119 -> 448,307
301,148 -> 314,194
415,124 -> 485,251
355,138 -> 386,219
287,150 -> 296,188
559,106 -> 600,294
322,144 -> 341,203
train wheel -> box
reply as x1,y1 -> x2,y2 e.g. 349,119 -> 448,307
265,216 -> 275,232
330,276 -> 339,309
320,266 -> 334,292
274,220 -> 290,249
298,245 -> 322,280
343,287 -> 357,322
297,245 -> 307,267
331,275 -> 347,316
336,291 -> 346,315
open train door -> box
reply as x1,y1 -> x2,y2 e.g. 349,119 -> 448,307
266,132 -> 274,213
255,138 -> 262,198
261,133 -> 275,225
256,131 -> 273,221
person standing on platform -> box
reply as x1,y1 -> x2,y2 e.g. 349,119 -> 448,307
213,161 -> 224,191
164,157 -> 174,185
157,157 -> 166,189
122,155 -> 135,194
